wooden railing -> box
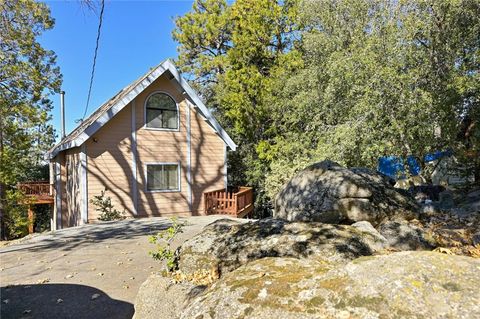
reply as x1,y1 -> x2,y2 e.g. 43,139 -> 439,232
17,181 -> 53,198
204,186 -> 254,218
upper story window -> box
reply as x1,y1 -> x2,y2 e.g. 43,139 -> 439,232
145,92 -> 178,129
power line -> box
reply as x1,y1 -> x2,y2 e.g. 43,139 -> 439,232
81,0 -> 105,121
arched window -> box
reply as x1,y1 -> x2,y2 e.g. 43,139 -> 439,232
145,92 -> 178,129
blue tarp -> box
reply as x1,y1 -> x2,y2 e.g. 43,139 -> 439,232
378,150 -> 451,180
406,156 -> 421,176
378,156 -> 405,179
423,150 -> 453,162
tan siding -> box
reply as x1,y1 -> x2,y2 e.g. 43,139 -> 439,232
61,148 -> 82,227
58,152 -> 67,228
189,105 -> 226,214
135,75 -> 190,217
57,72 -> 228,225
86,103 -> 134,222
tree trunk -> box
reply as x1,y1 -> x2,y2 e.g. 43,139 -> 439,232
0,182 -> 5,240
0,122 -> 5,240
474,156 -> 480,187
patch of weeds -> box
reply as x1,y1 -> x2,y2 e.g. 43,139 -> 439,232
149,217 -> 185,272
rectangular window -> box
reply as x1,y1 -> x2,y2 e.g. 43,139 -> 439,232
146,164 -> 179,191
146,108 -> 178,129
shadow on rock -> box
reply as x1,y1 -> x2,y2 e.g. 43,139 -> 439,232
177,218 -> 388,275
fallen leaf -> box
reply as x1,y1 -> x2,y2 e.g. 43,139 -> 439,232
56,299 -> 63,304
91,294 -> 100,300
65,274 -> 74,279
97,272 -> 104,276
23,310 -> 31,314
433,247 -> 454,255
2,299 -> 9,304
37,278 -> 50,284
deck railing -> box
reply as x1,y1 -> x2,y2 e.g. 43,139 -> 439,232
17,181 -> 53,197
204,187 -> 254,218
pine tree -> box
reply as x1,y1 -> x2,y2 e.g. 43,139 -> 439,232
0,0 -> 61,239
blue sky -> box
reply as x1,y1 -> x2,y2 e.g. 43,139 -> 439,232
40,0 -> 194,140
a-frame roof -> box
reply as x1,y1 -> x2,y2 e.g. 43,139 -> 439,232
46,59 -> 237,159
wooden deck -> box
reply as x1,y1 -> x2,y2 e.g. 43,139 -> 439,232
18,181 -> 54,204
204,187 -> 254,218
17,182 -> 54,234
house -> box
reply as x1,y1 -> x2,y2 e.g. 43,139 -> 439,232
45,59 -> 242,229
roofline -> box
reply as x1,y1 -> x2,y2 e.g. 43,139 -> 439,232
163,60 -> 237,151
46,59 -> 236,159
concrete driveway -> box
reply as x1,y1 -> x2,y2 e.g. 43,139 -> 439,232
0,215 -> 231,319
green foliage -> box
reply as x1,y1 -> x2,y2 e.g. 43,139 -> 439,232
262,0 -> 480,198
174,0 -> 302,216
0,0 -> 61,239
90,190 -> 125,221
2,190 -> 29,239
148,217 -> 186,272
175,0 -> 479,214
33,201 -> 52,233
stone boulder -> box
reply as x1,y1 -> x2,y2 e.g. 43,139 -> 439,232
379,220 -> 434,250
274,160 -> 419,226
409,185 -> 446,202
133,274 -> 205,319
181,252 -> 480,319
177,218 -> 388,275
351,221 -> 388,244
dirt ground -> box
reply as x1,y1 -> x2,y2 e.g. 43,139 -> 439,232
0,215 -> 232,319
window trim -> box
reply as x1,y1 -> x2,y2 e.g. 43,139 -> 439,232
143,91 -> 180,131
144,162 -> 181,193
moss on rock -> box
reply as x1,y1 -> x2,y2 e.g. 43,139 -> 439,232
180,252 -> 480,319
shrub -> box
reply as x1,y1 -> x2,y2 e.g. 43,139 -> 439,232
3,190 -> 30,239
90,189 -> 125,221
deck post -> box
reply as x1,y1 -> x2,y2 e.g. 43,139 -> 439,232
28,205 -> 34,234
204,193 -> 207,215
233,193 -> 237,216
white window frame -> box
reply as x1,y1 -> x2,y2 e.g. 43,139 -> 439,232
144,162 -> 181,193
143,91 -> 180,131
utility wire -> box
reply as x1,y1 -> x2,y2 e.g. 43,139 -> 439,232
81,0 -> 105,121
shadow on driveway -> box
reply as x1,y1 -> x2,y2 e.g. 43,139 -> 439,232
1,283 -> 133,319
0,218 -> 173,254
